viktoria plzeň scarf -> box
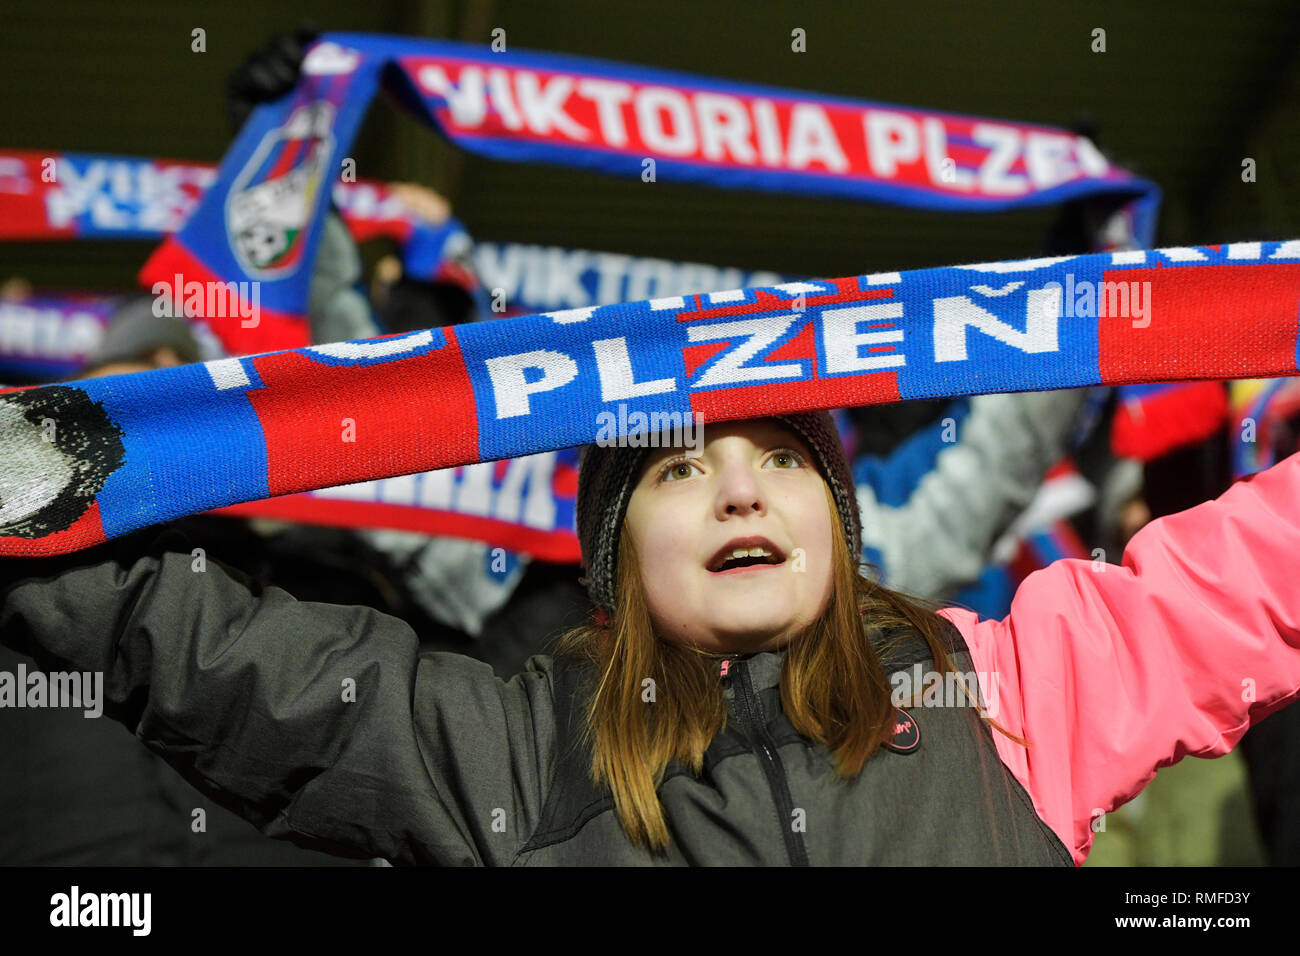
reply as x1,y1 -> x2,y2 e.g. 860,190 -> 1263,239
2,238 -> 1300,557
0,149 -> 481,298
0,34 -> 1292,559
137,33 -> 1162,354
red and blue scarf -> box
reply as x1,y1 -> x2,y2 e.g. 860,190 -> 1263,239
2,240 -> 1298,557
138,33 -> 1161,355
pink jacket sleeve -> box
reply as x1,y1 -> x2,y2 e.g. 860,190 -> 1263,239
940,449 -> 1300,865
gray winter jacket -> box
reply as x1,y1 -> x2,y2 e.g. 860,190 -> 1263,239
0,530 -> 1072,866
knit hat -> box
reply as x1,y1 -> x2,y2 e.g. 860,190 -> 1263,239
576,411 -> 862,613
84,297 -> 201,372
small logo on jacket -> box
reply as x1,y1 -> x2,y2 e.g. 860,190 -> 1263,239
882,708 -> 920,754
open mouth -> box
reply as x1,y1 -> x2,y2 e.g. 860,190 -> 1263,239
707,538 -> 786,573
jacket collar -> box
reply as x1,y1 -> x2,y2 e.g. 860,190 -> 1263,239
715,621 -> 954,691
717,648 -> 787,691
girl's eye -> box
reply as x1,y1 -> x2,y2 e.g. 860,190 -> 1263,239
658,457 -> 702,482
656,448 -> 805,481
767,448 -> 807,469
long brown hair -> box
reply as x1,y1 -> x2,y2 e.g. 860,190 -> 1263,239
554,479 -> 1014,853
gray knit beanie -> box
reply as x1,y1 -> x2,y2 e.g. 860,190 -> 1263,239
84,296 -> 201,372
576,411 -> 861,614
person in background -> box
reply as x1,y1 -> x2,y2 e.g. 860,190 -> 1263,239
75,296 -> 200,376
220,27 -> 581,668
0,301 -> 382,864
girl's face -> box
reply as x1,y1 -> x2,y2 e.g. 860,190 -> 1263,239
624,418 -> 835,654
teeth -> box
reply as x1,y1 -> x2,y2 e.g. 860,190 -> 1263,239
712,545 -> 778,570
718,547 -> 774,570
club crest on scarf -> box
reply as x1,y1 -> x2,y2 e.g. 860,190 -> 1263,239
226,102 -> 335,278
0,386 -> 125,540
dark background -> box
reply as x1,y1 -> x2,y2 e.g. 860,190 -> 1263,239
3,0 -> 1298,287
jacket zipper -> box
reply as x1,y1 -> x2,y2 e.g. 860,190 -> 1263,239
725,659 -> 810,866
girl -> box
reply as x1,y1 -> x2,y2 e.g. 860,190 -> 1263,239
3,410 -> 1299,865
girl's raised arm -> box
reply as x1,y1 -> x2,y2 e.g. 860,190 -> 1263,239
0,530 -> 558,866
942,450 -> 1300,865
